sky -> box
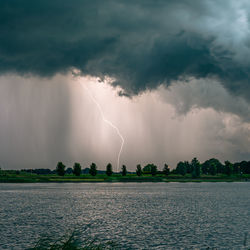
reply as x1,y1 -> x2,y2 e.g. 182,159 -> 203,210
0,0 -> 250,170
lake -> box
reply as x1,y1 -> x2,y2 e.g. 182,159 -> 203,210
0,182 -> 249,249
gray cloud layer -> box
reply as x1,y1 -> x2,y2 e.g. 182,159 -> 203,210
159,77 -> 250,122
1,0 -> 250,100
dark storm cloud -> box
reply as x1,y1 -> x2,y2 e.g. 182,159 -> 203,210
1,0 -> 250,99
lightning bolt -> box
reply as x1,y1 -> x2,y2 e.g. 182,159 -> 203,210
80,82 -> 124,172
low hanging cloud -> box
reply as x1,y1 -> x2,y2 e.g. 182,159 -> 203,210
0,0 -> 250,103
158,78 -> 250,122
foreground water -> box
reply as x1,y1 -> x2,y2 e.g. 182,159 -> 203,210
0,182 -> 249,249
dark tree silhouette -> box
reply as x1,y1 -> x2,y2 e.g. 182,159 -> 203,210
239,161 -> 250,174
122,165 -> 127,176
225,161 -> 233,176
65,168 -> 73,175
151,164 -> 157,176
202,158 -> 223,174
163,164 -> 170,176
143,164 -> 151,173
209,163 -> 217,175
176,161 -> 187,176
232,163 -> 241,174
136,164 -> 142,176
184,161 -> 192,174
106,163 -> 113,176
73,163 -> 81,176
143,163 -> 157,175
191,158 -> 200,178
89,163 -> 97,176
56,162 -> 66,176
201,162 -> 209,175
233,161 -> 250,174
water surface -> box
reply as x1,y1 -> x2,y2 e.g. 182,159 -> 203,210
0,182 -> 249,249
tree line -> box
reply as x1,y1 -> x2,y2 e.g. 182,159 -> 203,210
54,162 -> 167,177
56,162 -> 120,177
53,158 -> 250,177
174,158 -> 250,177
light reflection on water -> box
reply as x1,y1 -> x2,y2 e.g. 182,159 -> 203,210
0,182 -> 249,249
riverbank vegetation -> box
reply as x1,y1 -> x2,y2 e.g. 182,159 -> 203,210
29,230 -> 117,250
0,158 -> 249,183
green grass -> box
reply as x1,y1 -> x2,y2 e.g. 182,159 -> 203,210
49,178 -> 105,182
0,172 -> 249,183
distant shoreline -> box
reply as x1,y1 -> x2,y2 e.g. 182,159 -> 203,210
0,174 -> 249,183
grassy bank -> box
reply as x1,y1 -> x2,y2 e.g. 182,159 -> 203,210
0,172 -> 249,183
28,229 -> 118,250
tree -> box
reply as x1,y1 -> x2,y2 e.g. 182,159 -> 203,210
151,164 -> 157,176
163,164 -> 170,176
56,162 -> 66,176
65,168 -> 73,175
176,161 -> 187,176
209,163 -> 217,176
225,161 -> 233,176
235,161 -> 250,174
122,165 -> 127,176
73,163 -> 81,176
136,164 -> 142,176
191,158 -> 200,178
143,163 -> 157,175
143,164 -> 152,173
184,161 -> 192,174
233,163 -> 240,174
201,162 -> 209,175
89,163 -> 97,176
106,163 -> 113,176
202,158 -> 223,174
